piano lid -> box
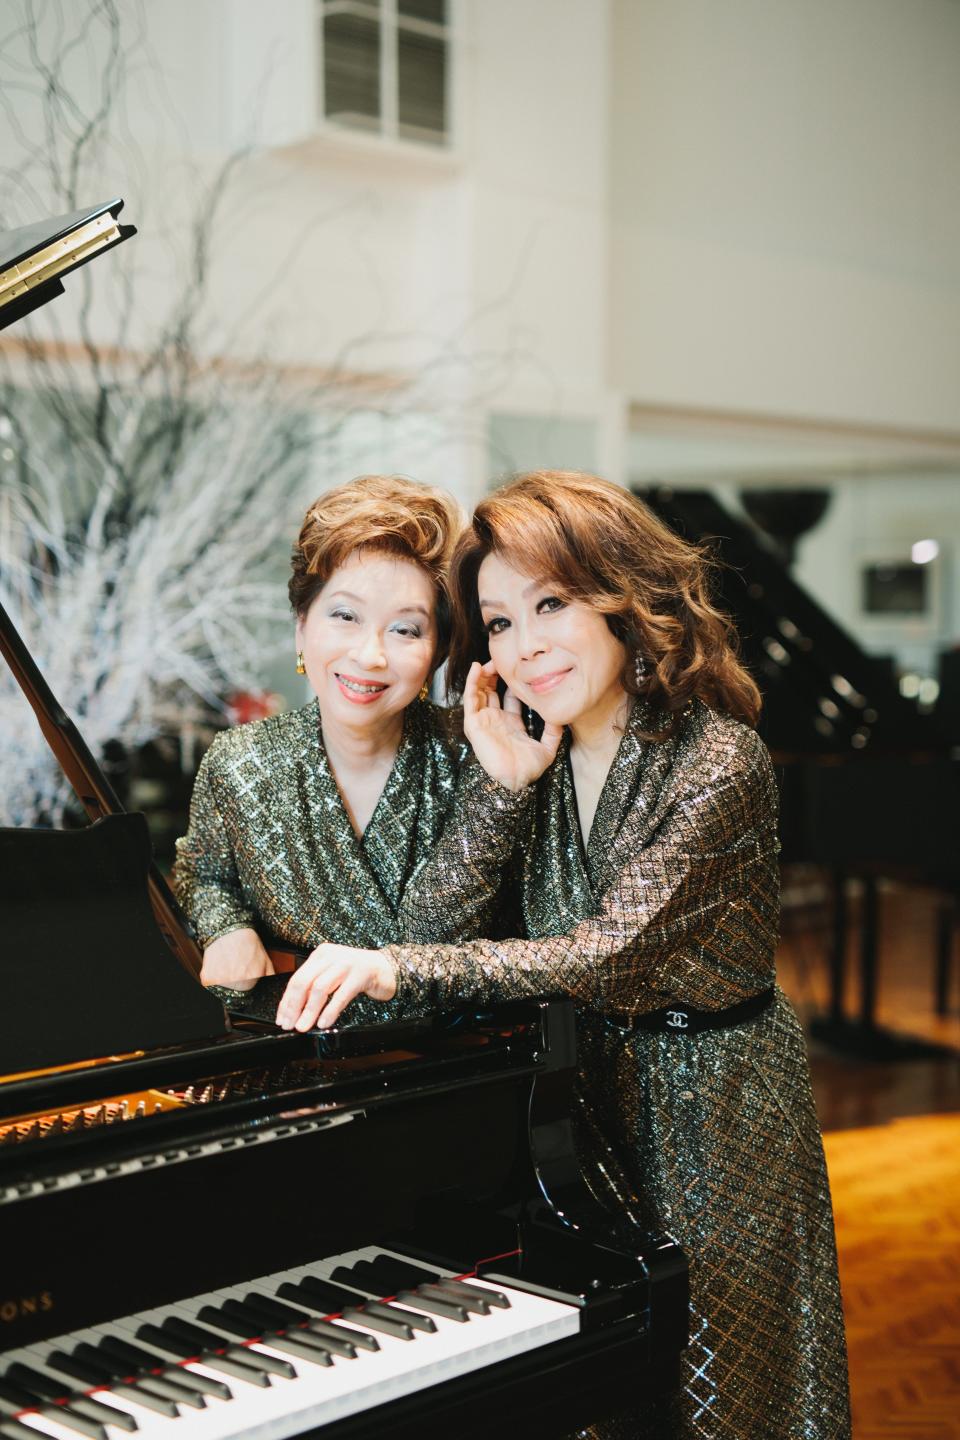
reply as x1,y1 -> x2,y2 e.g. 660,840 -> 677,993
0,198 -> 135,329
0,812 -> 228,1072
0,198 -> 225,1069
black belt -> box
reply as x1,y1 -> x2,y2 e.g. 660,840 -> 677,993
607,986 -> 775,1035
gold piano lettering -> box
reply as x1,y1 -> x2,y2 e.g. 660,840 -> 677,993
0,1292 -> 53,1321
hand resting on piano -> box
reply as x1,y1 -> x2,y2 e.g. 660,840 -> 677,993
200,927 -> 276,990
276,944 -> 397,1030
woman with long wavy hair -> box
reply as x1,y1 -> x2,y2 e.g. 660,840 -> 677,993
274,471 -> 851,1440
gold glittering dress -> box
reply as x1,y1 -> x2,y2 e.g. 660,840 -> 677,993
172,697 -> 526,956
386,699 -> 851,1440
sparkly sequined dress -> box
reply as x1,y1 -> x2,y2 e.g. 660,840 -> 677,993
173,697 -> 524,954
386,700 -> 851,1440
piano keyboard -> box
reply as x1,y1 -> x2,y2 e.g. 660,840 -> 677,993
0,1247 -> 580,1440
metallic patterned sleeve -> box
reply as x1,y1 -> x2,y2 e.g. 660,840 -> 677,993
387,738 -> 780,1017
171,746 -> 256,948
337,761 -> 533,1028
395,758 -> 532,943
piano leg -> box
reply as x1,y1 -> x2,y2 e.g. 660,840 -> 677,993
935,899 -> 956,1017
859,874 -> 879,1030
829,867 -> 847,1024
812,870 -> 957,1061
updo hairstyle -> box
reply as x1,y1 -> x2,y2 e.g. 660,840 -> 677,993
289,475 -> 463,668
447,470 -> 761,729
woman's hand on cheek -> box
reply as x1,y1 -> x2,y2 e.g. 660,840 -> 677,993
275,943 -> 397,1031
463,660 -> 563,792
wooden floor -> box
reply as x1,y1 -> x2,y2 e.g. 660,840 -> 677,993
823,1115 -> 960,1440
776,875 -> 960,1439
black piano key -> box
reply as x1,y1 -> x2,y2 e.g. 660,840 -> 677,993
287,1277 -> 424,1338
328,1264 -> 384,1297
0,1379 -> 106,1440
303,1318 -> 376,1352
193,1305 -> 259,1342
438,1278 -> 511,1309
395,1288 -> 469,1322
132,1324 -> 194,1360
215,1301 -> 336,1367
218,1298 -> 291,1335
193,1310 -> 296,1379
333,1260 -> 394,1293
211,1305 -> 332,1369
154,1319 -> 273,1382
274,1287 -> 380,1351
93,1336 -> 166,1373
325,1266 -> 437,1332
6,1359 -> 138,1435
54,1395 -> 135,1432
1,1419 -> 49,1440
92,1340 -> 207,1409
297,1275 -> 434,1331
238,1295 -> 356,1358
0,1384 -> 29,1412
71,1345 -> 193,1416
52,1351 -> 178,1419
240,1291 -> 322,1329
156,1320 -> 273,1387
1,1370 -> 112,1439
254,1335 -> 333,1369
294,1275 -> 367,1311
92,1336 -> 227,1405
364,1255 -> 440,1290
418,1281 -> 490,1315
126,1332 -> 232,1401
359,1300 -> 435,1334
340,1307 -> 414,1341
101,1373 -> 193,1415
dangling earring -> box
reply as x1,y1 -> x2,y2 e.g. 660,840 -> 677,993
525,706 -> 536,737
634,651 -> 650,687
295,651 -> 306,675
419,681 -> 430,701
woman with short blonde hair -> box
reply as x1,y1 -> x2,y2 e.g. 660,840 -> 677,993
174,473 -> 526,996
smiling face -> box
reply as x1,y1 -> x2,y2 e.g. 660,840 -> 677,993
296,550 -> 436,726
477,551 -> 628,731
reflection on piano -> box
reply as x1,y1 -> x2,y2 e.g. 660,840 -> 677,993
0,206 -> 688,1438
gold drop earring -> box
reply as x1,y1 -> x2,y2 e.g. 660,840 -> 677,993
295,651 -> 306,675
419,681 -> 430,701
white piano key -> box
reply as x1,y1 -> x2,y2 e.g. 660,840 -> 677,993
2,1245 -> 581,1440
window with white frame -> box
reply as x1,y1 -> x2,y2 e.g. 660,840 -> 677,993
318,0 -> 451,147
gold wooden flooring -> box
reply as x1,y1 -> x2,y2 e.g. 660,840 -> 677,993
777,878 -> 960,1439
823,1115 -> 960,1440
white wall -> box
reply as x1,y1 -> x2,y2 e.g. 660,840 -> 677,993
4,0 -> 612,509
610,0 -> 960,433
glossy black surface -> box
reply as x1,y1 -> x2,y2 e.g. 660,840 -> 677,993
0,813 -> 227,1070
638,486 -> 959,1056
1,997 -> 687,1431
0,199 -> 135,330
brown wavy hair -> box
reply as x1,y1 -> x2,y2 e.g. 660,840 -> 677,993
447,470 -> 761,729
289,474 -> 464,667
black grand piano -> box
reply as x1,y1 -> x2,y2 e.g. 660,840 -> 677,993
0,207 -> 688,1440
636,485 -> 959,1058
